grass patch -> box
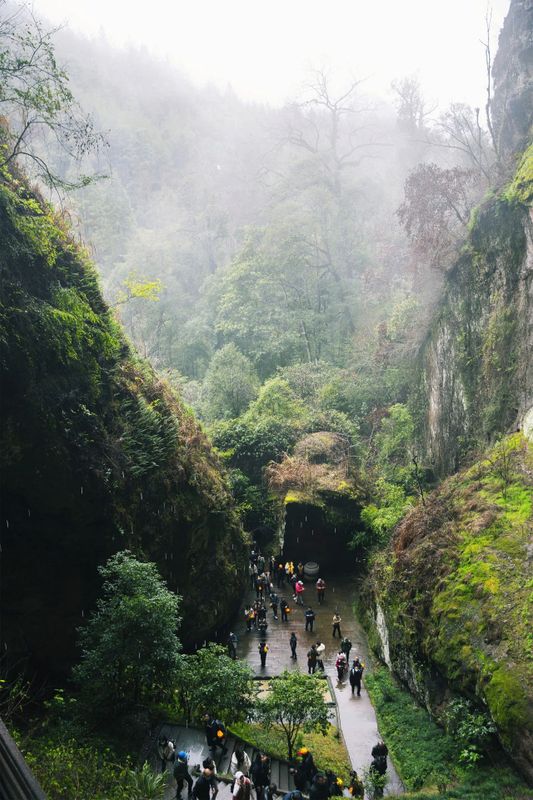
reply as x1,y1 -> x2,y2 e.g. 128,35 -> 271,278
229,721 -> 351,781
366,666 -> 530,799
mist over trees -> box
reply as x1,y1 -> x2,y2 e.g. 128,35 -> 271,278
22,10 -> 506,534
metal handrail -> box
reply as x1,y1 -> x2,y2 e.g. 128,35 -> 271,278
0,718 -> 46,800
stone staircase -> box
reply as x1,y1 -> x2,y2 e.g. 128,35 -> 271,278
148,723 -> 296,798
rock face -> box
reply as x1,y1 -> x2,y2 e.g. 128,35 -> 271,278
0,176 -> 247,675
415,0 -> 533,476
491,0 -> 533,160
364,435 -> 533,783
418,195 -> 532,476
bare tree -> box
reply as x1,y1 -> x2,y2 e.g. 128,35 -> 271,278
0,1 -> 106,189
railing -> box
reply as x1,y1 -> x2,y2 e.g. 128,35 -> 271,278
0,718 -> 46,800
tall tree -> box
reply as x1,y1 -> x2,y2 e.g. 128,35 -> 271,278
73,551 -> 182,718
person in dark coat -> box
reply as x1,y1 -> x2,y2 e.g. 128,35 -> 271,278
227,632 -> 238,659
259,640 -> 269,667
251,752 -> 271,800
340,637 -> 352,660
305,607 -> 316,632
174,751 -> 193,798
307,645 -> 318,674
204,715 -> 228,755
371,741 -> 388,775
290,632 -> 298,659
280,598 -> 290,622
301,750 -> 317,783
309,772 -> 330,800
349,658 -> 364,696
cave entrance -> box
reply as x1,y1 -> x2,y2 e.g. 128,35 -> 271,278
282,497 -> 362,573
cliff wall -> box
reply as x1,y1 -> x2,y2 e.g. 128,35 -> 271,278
0,175 -> 248,675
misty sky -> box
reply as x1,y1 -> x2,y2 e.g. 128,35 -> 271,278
33,0 -> 510,109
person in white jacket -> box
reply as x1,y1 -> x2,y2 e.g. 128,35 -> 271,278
315,641 -> 326,671
231,746 -> 252,777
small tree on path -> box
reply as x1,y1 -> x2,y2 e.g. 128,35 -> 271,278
255,670 -> 329,759
176,644 -> 256,724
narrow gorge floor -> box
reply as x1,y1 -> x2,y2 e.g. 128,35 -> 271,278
233,576 -> 403,796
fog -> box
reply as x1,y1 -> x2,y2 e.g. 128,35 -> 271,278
34,0 -> 510,109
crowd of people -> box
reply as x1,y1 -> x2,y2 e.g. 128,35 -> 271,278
158,732 -> 388,799
156,547 -> 390,799
240,551 -> 367,695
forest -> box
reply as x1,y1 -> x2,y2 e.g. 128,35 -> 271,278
0,1 -> 531,799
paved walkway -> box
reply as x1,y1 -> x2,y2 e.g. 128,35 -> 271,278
233,576 -> 403,797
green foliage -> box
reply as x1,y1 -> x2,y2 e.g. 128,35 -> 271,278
245,377 -> 308,427
363,765 -> 389,799
365,666 -> 529,799
175,644 -> 256,724
115,273 -> 164,305
443,699 -> 496,766
73,551 -> 182,718
127,762 -> 168,800
365,667 -> 456,791
359,479 -> 414,546
22,736 -> 132,800
230,721 -> 351,781
202,343 -> 259,421
367,435 -> 532,778
374,404 -> 415,487
211,416 -> 297,482
503,143 -> 533,205
255,670 -> 329,759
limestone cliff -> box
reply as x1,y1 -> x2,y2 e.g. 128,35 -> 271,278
364,434 -> 533,782
415,0 -> 533,476
417,185 -> 532,475
0,174 -> 248,676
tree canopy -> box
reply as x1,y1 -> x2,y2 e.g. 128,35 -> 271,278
73,551 -> 182,718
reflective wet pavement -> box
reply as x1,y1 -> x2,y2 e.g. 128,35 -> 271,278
232,575 -> 403,796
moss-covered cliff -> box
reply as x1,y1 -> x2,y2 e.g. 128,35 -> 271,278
0,174 -> 247,675
364,433 -> 533,782
416,150 -> 532,476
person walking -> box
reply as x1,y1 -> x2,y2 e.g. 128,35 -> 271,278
193,763 -> 218,800
251,752 -> 271,800
157,735 -> 175,773
259,640 -> 269,668
232,771 -> 252,800
315,641 -> 325,671
316,578 -> 326,604
270,591 -> 279,620
371,741 -> 388,776
245,606 -> 255,632
294,579 -> 305,605
174,751 -> 193,798
304,607 -> 316,632
227,632 -> 238,659
309,773 -> 330,800
231,746 -> 251,777
290,632 -> 298,659
307,644 -> 318,674
332,612 -> 342,638
349,658 -> 365,696
335,651 -> 347,681
280,598 -> 290,622
204,715 -> 228,756
340,636 -> 352,660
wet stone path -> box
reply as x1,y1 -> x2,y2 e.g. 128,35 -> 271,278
232,575 -> 403,796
